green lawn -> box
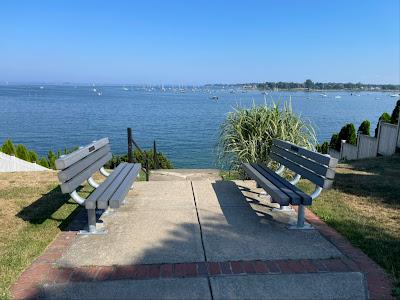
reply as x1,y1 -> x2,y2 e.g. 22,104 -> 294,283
0,169 -> 146,299
299,156 -> 400,298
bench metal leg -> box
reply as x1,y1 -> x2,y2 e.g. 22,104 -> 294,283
78,209 -> 107,235
288,205 -> 314,230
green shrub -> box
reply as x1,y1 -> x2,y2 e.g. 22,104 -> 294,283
47,151 -> 57,169
104,149 -> 173,170
358,120 -> 371,136
39,157 -> 50,168
218,101 -> 316,171
15,144 -> 30,161
316,141 -> 329,154
28,150 -> 39,163
391,100 -> 400,125
338,123 -> 357,145
329,133 -> 340,151
1,139 -> 15,155
375,112 -> 391,137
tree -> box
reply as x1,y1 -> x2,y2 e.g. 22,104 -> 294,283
338,123 -> 357,145
358,120 -> 371,136
304,79 -> 314,90
47,150 -> 57,169
329,133 -> 340,151
1,139 -> 15,155
39,157 -> 50,168
391,100 -> 400,125
15,144 -> 30,161
375,112 -> 391,137
29,150 -> 39,163
317,141 -> 329,154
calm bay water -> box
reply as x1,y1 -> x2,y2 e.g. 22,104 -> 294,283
0,85 -> 398,168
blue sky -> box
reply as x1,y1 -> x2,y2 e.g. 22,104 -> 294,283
1,0 -> 399,84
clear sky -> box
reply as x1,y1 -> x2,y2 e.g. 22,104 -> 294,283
1,0 -> 399,84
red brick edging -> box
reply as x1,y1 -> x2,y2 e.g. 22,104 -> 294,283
10,209 -> 395,299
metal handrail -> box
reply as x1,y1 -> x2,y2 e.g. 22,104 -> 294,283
127,127 -> 150,181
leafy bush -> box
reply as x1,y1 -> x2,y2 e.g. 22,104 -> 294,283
358,120 -> 371,136
104,149 -> 173,169
15,144 -> 30,161
1,139 -> 15,155
375,112 -> 391,137
218,101 -> 316,171
316,141 -> 329,154
391,100 -> 400,125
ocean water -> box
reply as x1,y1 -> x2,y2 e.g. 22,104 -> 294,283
0,85 -> 398,168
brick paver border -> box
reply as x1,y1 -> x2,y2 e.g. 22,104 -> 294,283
10,208 -> 395,300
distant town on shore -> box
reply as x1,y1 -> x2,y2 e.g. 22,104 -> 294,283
206,79 -> 400,91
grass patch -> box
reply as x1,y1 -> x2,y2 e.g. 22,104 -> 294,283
298,155 -> 400,298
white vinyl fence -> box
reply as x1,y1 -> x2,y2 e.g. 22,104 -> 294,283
0,152 -> 49,172
357,134 -> 378,159
377,122 -> 398,156
330,119 -> 400,161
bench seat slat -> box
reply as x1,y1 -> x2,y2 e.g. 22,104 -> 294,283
109,163 -> 141,208
270,152 -> 333,188
257,164 -> 312,205
58,145 -> 111,183
96,163 -> 135,209
271,145 -> 335,179
242,163 -> 291,206
60,152 -> 112,194
85,163 -> 127,209
251,164 -> 302,205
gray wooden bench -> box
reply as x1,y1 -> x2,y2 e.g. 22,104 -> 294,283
242,139 -> 338,229
55,138 -> 141,234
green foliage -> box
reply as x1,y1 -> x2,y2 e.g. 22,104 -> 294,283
104,149 -> 173,170
39,157 -> 50,168
1,139 -> 15,155
391,100 -> 400,125
316,141 -> 329,154
47,151 -> 57,169
304,79 -> 314,89
15,144 -> 30,161
375,112 -> 391,137
329,133 -> 340,151
339,123 -> 357,145
218,101 -> 317,171
28,150 -> 39,163
358,120 -> 371,136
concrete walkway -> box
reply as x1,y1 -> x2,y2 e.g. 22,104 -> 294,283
12,178 -> 392,299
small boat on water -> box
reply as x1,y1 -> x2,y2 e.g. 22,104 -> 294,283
390,94 -> 399,97
320,93 -> 327,97
97,92 -> 102,96
93,88 -> 97,92
335,95 -> 342,99
123,87 -> 129,91
211,96 -> 219,100
39,86 -> 44,89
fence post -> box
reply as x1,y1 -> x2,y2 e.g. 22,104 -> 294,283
127,128 -> 133,163
153,140 -> 159,169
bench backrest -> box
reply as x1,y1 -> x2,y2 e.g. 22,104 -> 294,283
270,139 -> 338,189
55,138 -> 112,194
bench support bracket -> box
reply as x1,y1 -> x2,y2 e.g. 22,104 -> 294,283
70,190 -> 85,206
78,209 -> 107,235
87,177 -> 100,189
100,167 -> 110,177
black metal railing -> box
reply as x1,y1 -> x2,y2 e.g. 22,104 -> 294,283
127,127 -> 159,181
